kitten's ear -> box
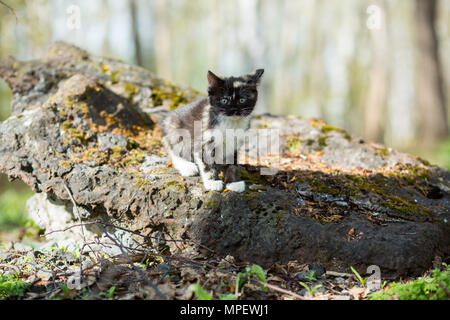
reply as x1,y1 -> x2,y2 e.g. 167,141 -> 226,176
247,69 -> 264,84
207,70 -> 224,87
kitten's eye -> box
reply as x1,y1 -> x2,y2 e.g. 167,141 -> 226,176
220,98 -> 228,105
239,98 -> 246,104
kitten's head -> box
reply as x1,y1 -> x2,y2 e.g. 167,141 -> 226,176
207,69 -> 264,117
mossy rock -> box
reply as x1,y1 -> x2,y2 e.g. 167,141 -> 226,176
0,42 -> 448,277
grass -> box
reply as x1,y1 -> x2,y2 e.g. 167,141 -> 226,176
190,264 -> 268,300
190,284 -> 212,300
0,273 -> 30,299
99,286 -> 116,300
350,266 -> 368,287
369,263 -> 450,300
298,282 -> 323,297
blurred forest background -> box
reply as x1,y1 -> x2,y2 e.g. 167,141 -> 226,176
0,0 -> 449,237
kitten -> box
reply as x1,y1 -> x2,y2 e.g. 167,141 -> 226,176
161,69 -> 264,192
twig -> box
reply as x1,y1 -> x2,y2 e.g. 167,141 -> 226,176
0,0 -> 18,23
39,206 -> 302,300
437,280 -> 450,298
253,279 -> 305,300
99,221 -> 217,254
0,263 -> 21,276
44,220 -> 216,254
325,271 -> 355,278
96,223 -> 167,300
42,221 -> 100,237
63,183 -> 101,286
64,183 -> 86,240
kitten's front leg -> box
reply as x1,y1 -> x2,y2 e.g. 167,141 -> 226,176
170,152 -> 199,177
223,151 -> 246,193
194,152 -> 223,191
224,165 -> 245,193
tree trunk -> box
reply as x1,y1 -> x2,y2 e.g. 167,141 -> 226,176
415,0 -> 448,146
364,1 -> 389,143
129,0 -> 142,66
152,0 -> 171,79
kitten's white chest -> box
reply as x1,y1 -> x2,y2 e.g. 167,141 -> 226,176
203,115 -> 250,163
216,115 -> 249,131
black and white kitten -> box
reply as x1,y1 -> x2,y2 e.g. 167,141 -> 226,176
161,69 -> 264,192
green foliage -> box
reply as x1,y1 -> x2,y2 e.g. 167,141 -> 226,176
235,264 -> 268,295
250,264 -> 267,283
76,288 -> 89,300
58,283 -> 72,299
190,284 -> 212,300
73,247 -> 81,260
23,218 -> 41,238
0,274 -> 30,299
99,286 -> 116,300
299,282 -> 323,297
432,138 -> 450,169
0,80 -> 12,121
191,264 -> 267,300
0,189 -> 33,230
217,293 -> 236,300
305,271 -> 317,282
369,264 -> 450,300
350,266 -> 368,287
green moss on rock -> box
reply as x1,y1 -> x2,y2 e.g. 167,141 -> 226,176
115,149 -> 146,167
61,121 -> 88,144
239,169 -> 268,185
59,160 -> 72,169
320,124 -> 351,141
285,134 -> 302,154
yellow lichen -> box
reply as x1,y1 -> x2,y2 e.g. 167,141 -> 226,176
61,121 -> 88,144
80,148 -> 108,165
285,134 -> 302,154
59,160 -> 72,169
115,149 -> 146,167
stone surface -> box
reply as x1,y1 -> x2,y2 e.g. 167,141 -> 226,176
0,42 -> 449,276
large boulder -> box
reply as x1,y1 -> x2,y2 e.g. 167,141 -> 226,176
0,42 -> 448,276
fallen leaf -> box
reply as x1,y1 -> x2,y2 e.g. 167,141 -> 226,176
348,287 -> 368,300
348,228 -> 355,236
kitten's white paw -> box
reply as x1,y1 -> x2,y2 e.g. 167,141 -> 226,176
172,155 -> 199,177
226,181 -> 246,193
204,180 -> 224,191
178,164 -> 199,177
